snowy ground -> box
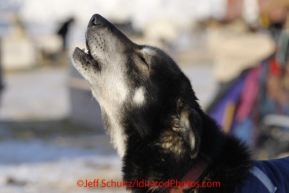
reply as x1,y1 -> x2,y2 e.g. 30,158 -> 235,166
0,129 -> 125,193
0,63 -> 217,193
0,155 -> 125,193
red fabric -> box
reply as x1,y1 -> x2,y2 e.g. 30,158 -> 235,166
270,58 -> 281,76
163,162 -> 209,193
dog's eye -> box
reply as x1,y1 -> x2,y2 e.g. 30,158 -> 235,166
138,54 -> 149,68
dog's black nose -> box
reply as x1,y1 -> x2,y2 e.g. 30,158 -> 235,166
88,14 -> 102,27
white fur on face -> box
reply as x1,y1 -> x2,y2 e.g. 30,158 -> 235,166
75,29 -> 146,158
73,48 -> 129,159
133,87 -> 145,105
91,66 -> 128,158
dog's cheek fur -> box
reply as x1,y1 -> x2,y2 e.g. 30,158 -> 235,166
177,104 -> 202,157
169,110 -> 201,158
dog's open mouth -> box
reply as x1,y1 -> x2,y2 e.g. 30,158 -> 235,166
73,46 -> 100,70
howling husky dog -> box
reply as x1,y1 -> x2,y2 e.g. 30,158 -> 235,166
72,14 -> 289,193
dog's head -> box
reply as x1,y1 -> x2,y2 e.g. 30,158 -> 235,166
72,14 -> 202,158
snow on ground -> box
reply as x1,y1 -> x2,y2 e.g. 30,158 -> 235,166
0,134 -> 124,193
0,155 -> 125,193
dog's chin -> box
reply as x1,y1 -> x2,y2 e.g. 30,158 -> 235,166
72,47 -> 100,70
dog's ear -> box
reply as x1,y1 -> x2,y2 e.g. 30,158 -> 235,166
171,99 -> 202,158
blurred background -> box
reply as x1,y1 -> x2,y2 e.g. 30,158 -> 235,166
0,0 -> 288,192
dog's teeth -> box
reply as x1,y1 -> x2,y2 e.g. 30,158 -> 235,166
81,48 -> 90,54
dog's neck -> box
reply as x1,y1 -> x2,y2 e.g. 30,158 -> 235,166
101,107 -> 127,158
121,111 -> 252,193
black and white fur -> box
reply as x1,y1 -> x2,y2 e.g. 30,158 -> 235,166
72,14 -> 252,193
